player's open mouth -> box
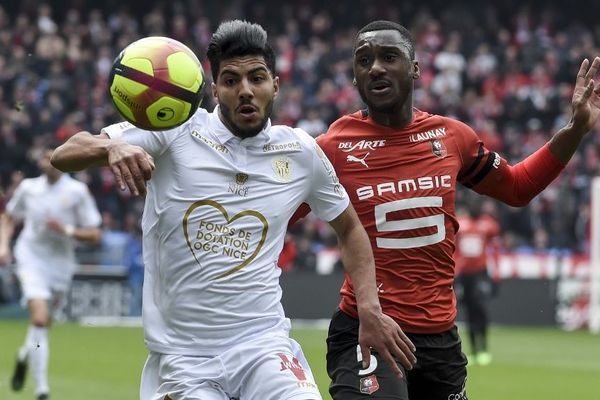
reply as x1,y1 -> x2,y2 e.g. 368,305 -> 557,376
368,80 -> 392,94
237,105 -> 258,118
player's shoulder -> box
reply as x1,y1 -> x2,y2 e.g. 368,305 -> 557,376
15,176 -> 40,192
420,111 -> 473,134
316,110 -> 366,150
104,108 -> 211,137
55,175 -> 91,198
102,120 -> 139,137
187,107 -> 211,126
266,124 -> 316,153
269,122 -> 310,139
326,110 -> 365,137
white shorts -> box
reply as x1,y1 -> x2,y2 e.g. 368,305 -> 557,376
16,263 -> 72,301
140,331 -> 323,400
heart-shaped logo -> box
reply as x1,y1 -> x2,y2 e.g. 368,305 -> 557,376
183,199 -> 268,280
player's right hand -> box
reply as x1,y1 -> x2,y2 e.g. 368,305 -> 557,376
358,310 -> 417,376
106,140 -> 155,196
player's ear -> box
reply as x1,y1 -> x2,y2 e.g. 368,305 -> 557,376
273,76 -> 279,98
413,61 -> 420,80
352,77 -> 357,86
211,82 -> 217,99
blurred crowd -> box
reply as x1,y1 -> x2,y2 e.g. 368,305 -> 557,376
1,0 -> 599,274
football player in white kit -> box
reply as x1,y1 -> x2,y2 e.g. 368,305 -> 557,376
0,146 -> 102,400
51,20 -> 416,400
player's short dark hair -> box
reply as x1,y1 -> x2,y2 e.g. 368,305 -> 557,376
355,20 -> 415,59
206,20 -> 276,82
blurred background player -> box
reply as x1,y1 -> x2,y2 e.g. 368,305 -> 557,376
51,20 -> 415,400
455,199 -> 501,366
0,144 -> 102,400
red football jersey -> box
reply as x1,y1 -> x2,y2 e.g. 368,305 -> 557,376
454,214 -> 500,275
317,109 -> 516,333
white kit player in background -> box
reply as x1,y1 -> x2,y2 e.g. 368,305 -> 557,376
0,145 -> 102,400
51,20 -> 415,400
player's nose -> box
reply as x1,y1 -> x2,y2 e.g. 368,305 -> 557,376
238,77 -> 254,99
369,58 -> 386,77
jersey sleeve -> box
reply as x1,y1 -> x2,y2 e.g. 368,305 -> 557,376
5,181 -> 27,219
301,130 -> 349,222
288,130 -> 345,226
74,183 -> 102,228
101,121 -> 176,158
455,120 -> 564,207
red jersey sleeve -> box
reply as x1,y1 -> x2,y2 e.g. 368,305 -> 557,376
455,120 -> 565,206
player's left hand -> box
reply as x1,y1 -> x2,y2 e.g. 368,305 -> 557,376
571,57 -> 600,134
358,310 -> 417,377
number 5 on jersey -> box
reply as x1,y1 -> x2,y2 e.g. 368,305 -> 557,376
375,197 -> 445,249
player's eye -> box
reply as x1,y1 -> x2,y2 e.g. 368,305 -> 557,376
357,56 -> 371,66
252,75 -> 266,83
223,77 -> 237,86
384,53 -> 398,62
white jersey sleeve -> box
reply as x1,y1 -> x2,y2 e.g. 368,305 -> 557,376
298,129 -> 349,222
74,183 -> 102,228
5,180 -> 28,219
101,121 -> 177,157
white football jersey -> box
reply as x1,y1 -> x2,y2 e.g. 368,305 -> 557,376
6,174 -> 102,273
103,107 -> 349,356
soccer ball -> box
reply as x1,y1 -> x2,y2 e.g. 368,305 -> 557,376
108,36 -> 206,130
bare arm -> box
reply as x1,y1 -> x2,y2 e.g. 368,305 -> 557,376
471,58 -> 600,207
50,131 -> 113,171
0,213 -> 15,265
548,57 -> 600,164
46,219 -> 102,243
328,205 -> 416,375
51,131 -> 155,196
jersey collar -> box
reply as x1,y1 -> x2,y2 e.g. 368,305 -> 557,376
209,105 -> 271,146
43,173 -> 67,188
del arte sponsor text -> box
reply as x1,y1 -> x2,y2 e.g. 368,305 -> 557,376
356,175 -> 452,200
338,139 -> 386,152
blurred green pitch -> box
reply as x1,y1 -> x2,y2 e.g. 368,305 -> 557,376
1,321 -> 599,399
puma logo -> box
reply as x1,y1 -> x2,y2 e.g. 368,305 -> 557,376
347,153 -> 369,168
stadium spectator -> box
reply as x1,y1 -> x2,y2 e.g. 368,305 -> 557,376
51,20 -> 416,399
0,143 -> 102,400
294,20 -> 600,400
293,236 -> 318,272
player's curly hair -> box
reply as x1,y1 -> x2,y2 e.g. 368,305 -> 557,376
207,20 -> 276,82
355,20 -> 415,60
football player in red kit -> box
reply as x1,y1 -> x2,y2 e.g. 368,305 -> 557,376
455,201 -> 501,366
293,20 -> 600,400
